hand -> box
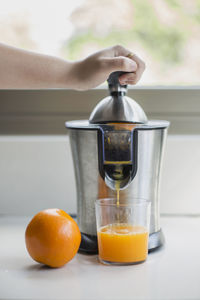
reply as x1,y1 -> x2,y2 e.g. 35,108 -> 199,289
0,43 -> 145,89
69,45 -> 146,90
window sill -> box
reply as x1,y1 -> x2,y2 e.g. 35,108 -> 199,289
0,87 -> 200,135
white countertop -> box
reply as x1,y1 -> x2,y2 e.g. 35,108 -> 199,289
0,216 -> 200,300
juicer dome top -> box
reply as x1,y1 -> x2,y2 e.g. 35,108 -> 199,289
89,71 -> 148,124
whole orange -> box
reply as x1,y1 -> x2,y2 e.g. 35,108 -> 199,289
25,208 -> 81,268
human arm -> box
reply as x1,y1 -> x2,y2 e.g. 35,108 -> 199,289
0,43 -> 145,90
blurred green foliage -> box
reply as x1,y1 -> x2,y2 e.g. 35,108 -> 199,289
165,0 -> 180,8
63,0 -> 198,68
195,0 -> 200,22
131,0 -> 185,64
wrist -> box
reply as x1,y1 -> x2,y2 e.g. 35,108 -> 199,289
51,58 -> 75,88
61,60 -> 85,90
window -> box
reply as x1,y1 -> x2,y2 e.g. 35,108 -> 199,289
1,0 -> 200,85
0,1 -> 200,135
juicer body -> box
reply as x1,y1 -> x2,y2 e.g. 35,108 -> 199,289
68,120 -> 169,252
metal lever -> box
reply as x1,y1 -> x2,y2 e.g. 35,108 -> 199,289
107,71 -> 128,87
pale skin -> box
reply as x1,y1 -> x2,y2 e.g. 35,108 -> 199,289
0,43 -> 145,90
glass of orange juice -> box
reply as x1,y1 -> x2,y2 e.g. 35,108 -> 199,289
95,198 -> 151,265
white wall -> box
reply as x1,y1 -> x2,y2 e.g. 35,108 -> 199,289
0,136 -> 76,216
0,135 -> 200,216
161,135 -> 200,215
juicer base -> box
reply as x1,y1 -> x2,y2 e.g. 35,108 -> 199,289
79,229 -> 165,255
148,229 -> 165,252
79,233 -> 98,254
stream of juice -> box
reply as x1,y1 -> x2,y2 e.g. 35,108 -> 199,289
117,189 -> 120,206
115,181 -> 120,224
116,182 -> 120,207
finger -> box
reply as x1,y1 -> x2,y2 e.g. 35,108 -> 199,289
125,80 -> 136,85
118,72 -> 136,84
102,56 -> 137,73
112,45 -> 131,57
111,46 -> 145,84
118,54 -> 146,85
99,45 -> 135,59
119,77 -> 137,86
129,53 -> 146,83
99,45 -> 130,58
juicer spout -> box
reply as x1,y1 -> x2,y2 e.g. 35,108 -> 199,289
97,124 -> 138,191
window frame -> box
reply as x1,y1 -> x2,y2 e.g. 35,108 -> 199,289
0,87 -> 200,135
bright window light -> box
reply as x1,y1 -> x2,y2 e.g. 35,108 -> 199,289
0,0 -> 200,85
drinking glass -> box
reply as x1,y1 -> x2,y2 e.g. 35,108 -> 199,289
95,198 -> 151,265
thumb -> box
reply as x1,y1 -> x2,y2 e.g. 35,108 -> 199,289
102,56 -> 137,73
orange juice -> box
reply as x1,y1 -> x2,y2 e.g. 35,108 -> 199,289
97,223 -> 148,263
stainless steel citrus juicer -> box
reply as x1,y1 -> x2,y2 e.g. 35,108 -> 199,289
66,72 -> 169,254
